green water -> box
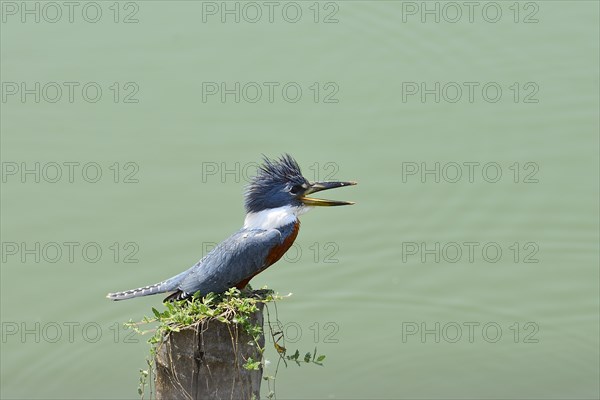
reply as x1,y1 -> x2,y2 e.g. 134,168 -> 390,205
1,1 -> 598,399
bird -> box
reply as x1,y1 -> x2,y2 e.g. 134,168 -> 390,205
107,154 -> 356,302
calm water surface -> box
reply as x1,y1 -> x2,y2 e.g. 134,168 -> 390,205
1,2 -> 598,399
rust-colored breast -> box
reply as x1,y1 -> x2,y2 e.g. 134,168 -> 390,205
235,221 -> 301,290
265,220 -> 300,266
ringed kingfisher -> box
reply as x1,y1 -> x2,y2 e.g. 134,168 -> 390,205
107,154 -> 356,302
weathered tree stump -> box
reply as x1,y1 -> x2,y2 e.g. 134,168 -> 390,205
154,304 -> 264,400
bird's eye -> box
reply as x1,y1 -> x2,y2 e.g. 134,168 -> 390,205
289,185 -> 303,195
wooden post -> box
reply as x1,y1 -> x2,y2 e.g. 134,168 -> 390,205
154,303 -> 265,400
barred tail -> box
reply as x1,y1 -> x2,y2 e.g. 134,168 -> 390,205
106,282 -> 168,301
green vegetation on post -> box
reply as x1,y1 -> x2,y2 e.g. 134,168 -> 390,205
125,287 -> 326,399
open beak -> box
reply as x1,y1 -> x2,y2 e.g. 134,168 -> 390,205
299,181 -> 357,207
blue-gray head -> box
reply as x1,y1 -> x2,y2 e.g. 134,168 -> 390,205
244,154 -> 356,214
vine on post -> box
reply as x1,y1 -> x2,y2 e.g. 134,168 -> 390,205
125,287 -> 326,399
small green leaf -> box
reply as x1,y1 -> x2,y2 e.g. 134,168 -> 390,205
243,357 -> 261,370
289,350 -> 299,360
304,352 -> 311,363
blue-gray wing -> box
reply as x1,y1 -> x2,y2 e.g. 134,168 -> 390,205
176,228 -> 282,296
